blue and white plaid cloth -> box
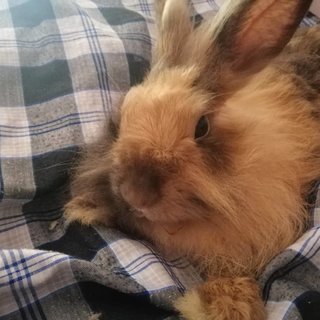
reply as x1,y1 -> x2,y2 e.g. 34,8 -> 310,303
0,1 -> 319,319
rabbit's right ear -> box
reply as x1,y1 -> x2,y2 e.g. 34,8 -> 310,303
152,0 -> 193,69
192,0 -> 313,92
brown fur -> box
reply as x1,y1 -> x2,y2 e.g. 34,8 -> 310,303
64,0 -> 320,319
176,277 -> 266,320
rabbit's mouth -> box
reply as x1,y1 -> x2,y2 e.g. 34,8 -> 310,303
161,223 -> 184,235
126,196 -> 209,225
128,206 -> 185,235
129,206 -> 160,221
129,206 -> 146,218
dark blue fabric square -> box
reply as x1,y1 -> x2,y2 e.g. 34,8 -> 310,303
10,0 -> 55,28
79,282 -> 176,320
100,7 -> 145,26
21,60 -> 73,106
295,291 -> 320,320
38,223 -> 106,261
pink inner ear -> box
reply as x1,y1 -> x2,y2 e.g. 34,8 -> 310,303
235,0 -> 301,60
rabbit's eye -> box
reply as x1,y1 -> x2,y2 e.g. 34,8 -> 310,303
195,115 -> 210,140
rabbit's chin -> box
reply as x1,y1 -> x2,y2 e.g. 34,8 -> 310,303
129,207 -> 185,236
126,203 -> 181,223
129,206 -> 170,222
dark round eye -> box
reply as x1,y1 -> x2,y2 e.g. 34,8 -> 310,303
195,115 -> 210,140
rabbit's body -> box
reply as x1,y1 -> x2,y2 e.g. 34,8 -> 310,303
65,1 -> 320,319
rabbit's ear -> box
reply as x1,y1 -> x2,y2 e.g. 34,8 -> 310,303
152,0 -> 193,69
220,0 -> 312,71
194,0 -> 313,92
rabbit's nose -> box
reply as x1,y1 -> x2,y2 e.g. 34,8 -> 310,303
119,168 -> 163,209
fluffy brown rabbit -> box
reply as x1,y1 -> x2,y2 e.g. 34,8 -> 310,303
64,0 -> 320,319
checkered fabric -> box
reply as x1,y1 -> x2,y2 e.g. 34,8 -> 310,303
0,1 -> 319,319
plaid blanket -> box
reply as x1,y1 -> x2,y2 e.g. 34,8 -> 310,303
0,0 -> 319,319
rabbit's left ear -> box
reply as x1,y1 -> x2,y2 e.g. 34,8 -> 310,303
152,0 -> 193,69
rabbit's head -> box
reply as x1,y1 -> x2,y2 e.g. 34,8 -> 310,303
108,0 -> 313,226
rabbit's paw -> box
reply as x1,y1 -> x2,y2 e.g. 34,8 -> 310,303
175,277 -> 266,320
64,194 -> 110,226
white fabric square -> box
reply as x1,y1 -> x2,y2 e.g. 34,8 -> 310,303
0,107 -> 32,158
109,239 -> 180,292
266,301 -> 292,320
0,28 -> 20,67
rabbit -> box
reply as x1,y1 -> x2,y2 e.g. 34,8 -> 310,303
64,0 -> 320,319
